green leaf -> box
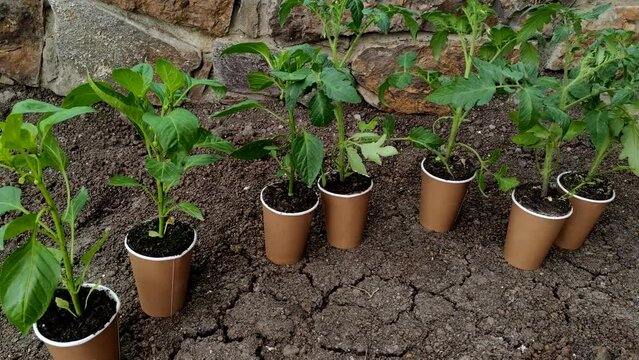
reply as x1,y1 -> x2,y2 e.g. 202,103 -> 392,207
1,214 -> 37,246
132,63 -> 154,87
62,83 -> 102,109
221,42 -> 273,68
427,74 -> 497,111
143,109 -> 200,155
145,159 -> 183,190
620,123 -> 639,175
40,131 -> 68,171
284,75 -> 316,111
517,4 -> 560,42
112,68 -> 147,98
347,147 -> 367,176
187,78 -> 227,99
546,106 -> 571,134
563,121 -> 586,141
272,69 -> 312,81
610,89 -> 635,107
512,133 -> 540,147
579,4 -> 611,20
383,116 -> 395,137
347,0 -> 364,28
585,111 -> 610,151
175,202 -> 203,221
62,187 -> 88,224
183,154 -> 222,170
520,41 -> 540,65
87,76 -> 146,132
359,134 -> 398,164
407,127 -> 443,149
211,100 -> 264,118
430,31 -> 449,61
309,90 -> 335,127
247,72 -> 275,91
279,0 -> 301,24
37,107 -> 95,134
80,229 -> 109,277
516,87 -> 542,131
292,131 -> 323,187
156,59 -> 186,96
0,239 -> 60,334
11,100 -> 61,114
320,67 -> 361,104
496,176 -> 519,192
109,175 -> 144,188
195,131 -> 235,154
231,139 -> 275,160
0,187 -> 27,216
398,51 -> 416,69
373,8 -> 391,33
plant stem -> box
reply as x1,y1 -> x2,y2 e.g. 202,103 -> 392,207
288,109 -> 297,196
444,108 -> 464,160
587,141 -> 609,180
334,102 -> 346,181
156,180 -> 166,237
541,137 -> 555,197
37,182 -> 82,316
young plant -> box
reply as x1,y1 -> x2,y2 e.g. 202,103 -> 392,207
0,100 -> 108,333
379,0 -> 521,193
280,0 -> 417,182
64,59 -> 233,238
211,43 -> 324,194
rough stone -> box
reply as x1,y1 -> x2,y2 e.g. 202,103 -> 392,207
42,0 -> 201,95
0,0 -> 43,86
351,33 -> 465,115
232,0 -> 261,38
100,0 -> 234,36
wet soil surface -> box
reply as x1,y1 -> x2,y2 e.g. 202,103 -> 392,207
423,154 -> 477,181
262,181 -> 318,213
127,221 -> 195,258
37,287 -> 117,342
515,184 -> 572,217
2,85 -> 639,359
322,173 -> 372,195
560,172 -> 615,201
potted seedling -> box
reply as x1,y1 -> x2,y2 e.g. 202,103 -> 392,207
553,27 -> 639,250
65,59 -> 232,316
212,43 -> 324,264
379,0 -> 519,232
493,4 -> 623,269
281,0 -> 417,249
0,100 -> 118,359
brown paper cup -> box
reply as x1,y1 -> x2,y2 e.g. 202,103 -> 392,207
261,186 -> 319,265
34,284 -> 120,360
504,190 -> 573,270
125,231 -> 196,317
554,172 -> 615,250
318,177 -> 373,249
419,158 -> 475,232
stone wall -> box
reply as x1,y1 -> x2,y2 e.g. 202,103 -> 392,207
1,0 -> 637,114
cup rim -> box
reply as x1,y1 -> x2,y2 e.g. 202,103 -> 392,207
557,171 -> 616,204
317,173 -> 374,198
260,185 -> 320,216
125,229 -> 198,261
511,188 -> 574,220
420,158 -> 477,184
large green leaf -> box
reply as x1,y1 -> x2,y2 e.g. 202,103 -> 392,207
156,59 -> 186,96
11,100 -> 61,114
145,159 -> 184,190
620,123 -> 639,175
359,134 -> 398,165
62,187 -> 89,225
183,154 -> 222,170
61,83 -> 103,109
308,90 -> 335,127
585,111 -> 610,151
211,100 -> 264,118
347,0 -> 364,28
427,74 -> 496,111
520,41 -> 540,65
430,31 -> 449,61
407,127 -> 444,149
0,214 -> 37,250
0,187 -> 27,216
87,76 -> 146,132
231,140 -> 275,160
109,175 -> 144,188
0,239 -> 61,334
320,68 -> 361,104
131,63 -> 154,87
347,147 -> 367,176
279,0 -> 301,24
112,68 -> 147,99
195,131 -> 235,154
292,131 -> 323,187
40,131 -> 68,171
175,202 -> 203,221
247,72 -> 275,91
517,4 -> 560,42
221,42 -> 274,68
37,107 -> 95,134
143,109 -> 200,155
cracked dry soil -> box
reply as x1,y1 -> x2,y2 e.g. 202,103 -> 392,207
1,85 -> 638,360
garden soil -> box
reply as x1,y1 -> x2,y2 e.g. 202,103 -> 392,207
1,85 -> 638,359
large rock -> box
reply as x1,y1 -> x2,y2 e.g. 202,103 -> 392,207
0,0 -> 43,86
42,0 -> 201,95
351,33 -> 465,115
100,0 -> 234,36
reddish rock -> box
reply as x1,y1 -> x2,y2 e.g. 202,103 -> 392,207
0,0 -> 43,86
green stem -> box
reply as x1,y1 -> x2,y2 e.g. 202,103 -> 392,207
61,171 -> 76,264
444,108 -> 464,160
335,102 -> 346,182
587,141 -> 610,180
541,137 -> 556,197
37,182 -> 82,316
288,109 -> 297,196
156,180 -> 166,237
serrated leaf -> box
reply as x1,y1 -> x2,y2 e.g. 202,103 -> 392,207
520,41 -> 540,65
346,147 -> 367,176
347,0 -> 364,28
320,68 -> 361,104
398,52 -> 417,69
427,74 -> 497,111
517,4 -> 560,42
430,31 -> 449,61
279,0 -> 301,24
0,239 -> 60,334
309,90 -> 335,127
176,202 -> 203,221
563,121 -> 586,141
585,111 -> 610,151
292,131 -> 323,187
407,127 -> 444,149
610,89 -> 635,107
620,123 -> 639,175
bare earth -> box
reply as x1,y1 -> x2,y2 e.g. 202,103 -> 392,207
1,85 -> 638,360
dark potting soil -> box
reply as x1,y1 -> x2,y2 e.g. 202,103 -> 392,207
322,172 -> 372,195
127,220 -> 195,258
514,183 -> 572,217
262,181 -> 318,213
423,155 -> 476,181
560,172 -> 614,201
36,287 -> 117,343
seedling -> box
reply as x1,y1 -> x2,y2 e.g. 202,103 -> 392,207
212,43 -> 324,193
0,100 -> 108,333
65,59 -> 233,237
